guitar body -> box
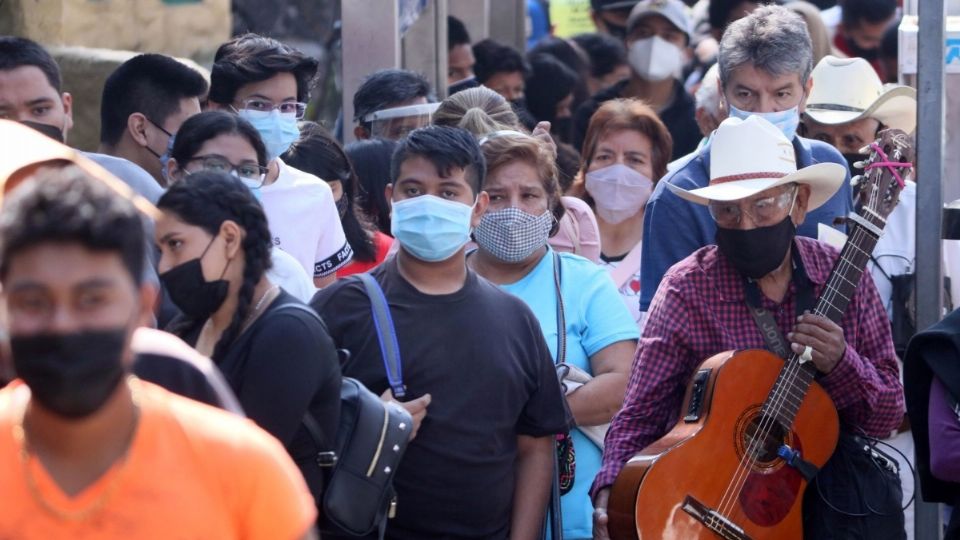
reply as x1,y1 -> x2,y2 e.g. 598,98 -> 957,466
608,349 -> 839,540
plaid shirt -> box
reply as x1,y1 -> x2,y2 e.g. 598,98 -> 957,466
592,237 -> 905,497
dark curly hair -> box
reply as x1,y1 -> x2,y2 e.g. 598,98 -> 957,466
209,33 -> 319,106
158,171 -> 273,361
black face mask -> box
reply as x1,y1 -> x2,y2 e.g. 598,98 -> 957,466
12,329 -> 128,419
335,195 -> 349,219
159,238 -> 230,320
715,216 -> 797,279
552,117 -> 573,143
846,38 -> 880,61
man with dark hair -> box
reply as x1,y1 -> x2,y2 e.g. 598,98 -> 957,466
352,68 -> 435,141
590,0 -> 641,40
834,0 -> 898,78
312,125 -> 569,540
0,36 -> 72,138
209,33 -> 351,288
0,161 -> 317,539
98,53 -> 207,185
574,0 -> 700,158
447,16 -> 475,85
707,0 -> 761,39
572,32 -> 631,96
472,39 -> 528,103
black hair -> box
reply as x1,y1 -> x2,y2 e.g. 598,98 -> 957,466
390,125 -> 486,195
709,0 -> 763,31
282,122 -> 377,262
472,39 -> 529,84
345,138 -> 398,234
572,33 -> 627,79
555,141 -> 582,193
880,17 -> 900,59
840,0 -> 897,28
448,16 -> 472,50
0,165 -> 144,286
352,69 -> 432,131
209,33 -> 319,106
100,54 -> 208,146
170,111 -> 267,174
158,171 -> 273,362
524,53 -> 579,125
0,36 -> 62,92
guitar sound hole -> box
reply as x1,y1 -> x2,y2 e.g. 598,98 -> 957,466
743,415 -> 787,464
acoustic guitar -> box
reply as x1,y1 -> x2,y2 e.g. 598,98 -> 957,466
607,129 -> 914,540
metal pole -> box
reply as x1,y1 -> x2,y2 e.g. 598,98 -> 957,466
914,0 -> 946,537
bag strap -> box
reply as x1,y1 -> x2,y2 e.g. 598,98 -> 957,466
553,252 -> 567,365
608,241 -> 643,290
356,274 -> 406,399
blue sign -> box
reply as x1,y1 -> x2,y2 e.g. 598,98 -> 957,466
948,38 -> 960,66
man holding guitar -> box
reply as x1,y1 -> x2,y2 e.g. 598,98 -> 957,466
592,115 -> 907,539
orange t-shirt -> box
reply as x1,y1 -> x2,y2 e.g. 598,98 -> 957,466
337,231 -> 394,277
0,379 -> 316,539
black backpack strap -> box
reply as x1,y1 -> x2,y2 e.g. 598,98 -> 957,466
355,274 -> 406,399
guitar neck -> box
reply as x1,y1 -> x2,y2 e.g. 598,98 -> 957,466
763,213 -> 885,428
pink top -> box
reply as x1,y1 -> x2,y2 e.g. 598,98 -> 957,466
549,196 -> 601,263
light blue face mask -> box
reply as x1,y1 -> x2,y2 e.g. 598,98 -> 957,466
727,104 -> 800,141
390,195 -> 474,262
237,109 -> 300,162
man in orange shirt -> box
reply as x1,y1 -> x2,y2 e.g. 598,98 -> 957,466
0,160 -> 317,539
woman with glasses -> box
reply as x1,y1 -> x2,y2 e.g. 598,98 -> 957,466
166,111 -> 316,302
568,99 -> 673,329
156,170 -> 341,522
466,130 -> 639,540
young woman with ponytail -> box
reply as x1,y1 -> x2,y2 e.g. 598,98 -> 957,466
155,170 -> 341,503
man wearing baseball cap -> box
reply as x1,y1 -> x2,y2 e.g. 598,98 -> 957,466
593,115 -> 905,538
590,0 -> 642,40
575,0 -> 700,159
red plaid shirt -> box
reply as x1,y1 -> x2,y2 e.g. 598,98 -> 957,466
592,237 -> 905,497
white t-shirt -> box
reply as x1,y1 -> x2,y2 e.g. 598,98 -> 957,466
268,249 -> 317,303
599,251 -> 643,327
259,159 -> 352,278
868,180 -> 916,319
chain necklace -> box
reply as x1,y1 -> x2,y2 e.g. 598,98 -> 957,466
13,376 -> 141,521
244,284 -> 279,327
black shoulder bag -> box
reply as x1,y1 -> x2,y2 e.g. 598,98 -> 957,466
285,283 -> 412,539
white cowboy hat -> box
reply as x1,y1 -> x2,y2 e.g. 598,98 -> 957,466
804,55 -> 916,133
667,115 -> 845,211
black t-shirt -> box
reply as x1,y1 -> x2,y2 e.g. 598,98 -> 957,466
573,79 -> 700,160
182,290 -> 342,494
310,258 -> 570,540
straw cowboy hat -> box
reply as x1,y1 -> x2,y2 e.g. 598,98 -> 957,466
804,55 -> 917,133
0,119 -> 158,218
667,115 -> 845,210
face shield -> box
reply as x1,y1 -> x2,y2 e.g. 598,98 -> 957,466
364,103 -> 440,140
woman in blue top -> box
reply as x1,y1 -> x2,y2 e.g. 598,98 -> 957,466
466,130 -> 639,539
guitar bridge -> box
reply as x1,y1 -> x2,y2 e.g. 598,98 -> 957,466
681,495 -> 753,540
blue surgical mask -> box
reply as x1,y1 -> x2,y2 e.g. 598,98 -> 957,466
237,109 -> 300,162
390,195 -> 475,262
727,104 -> 800,141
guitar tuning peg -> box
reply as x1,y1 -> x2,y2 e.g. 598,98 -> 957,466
853,160 -> 867,169
851,175 -> 862,187
858,144 -> 871,154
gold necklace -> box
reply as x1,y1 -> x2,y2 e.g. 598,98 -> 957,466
14,376 -> 141,521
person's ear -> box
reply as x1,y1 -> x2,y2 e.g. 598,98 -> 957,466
128,113 -> 150,146
60,92 -> 74,136
137,282 -> 159,328
792,184 -> 811,226
166,158 -> 181,183
354,125 -> 369,140
470,191 -> 490,228
384,184 -> 394,212
219,220 -> 244,260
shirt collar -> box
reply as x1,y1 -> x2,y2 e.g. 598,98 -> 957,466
704,237 -> 829,304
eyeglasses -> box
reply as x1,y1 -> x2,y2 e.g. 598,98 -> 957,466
708,185 -> 798,228
234,98 -> 308,119
186,155 -> 268,188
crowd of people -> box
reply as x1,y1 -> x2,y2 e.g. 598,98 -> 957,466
1,0 -> 953,538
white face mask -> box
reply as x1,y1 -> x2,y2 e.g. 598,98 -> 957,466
585,163 -> 654,224
628,36 -> 685,82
